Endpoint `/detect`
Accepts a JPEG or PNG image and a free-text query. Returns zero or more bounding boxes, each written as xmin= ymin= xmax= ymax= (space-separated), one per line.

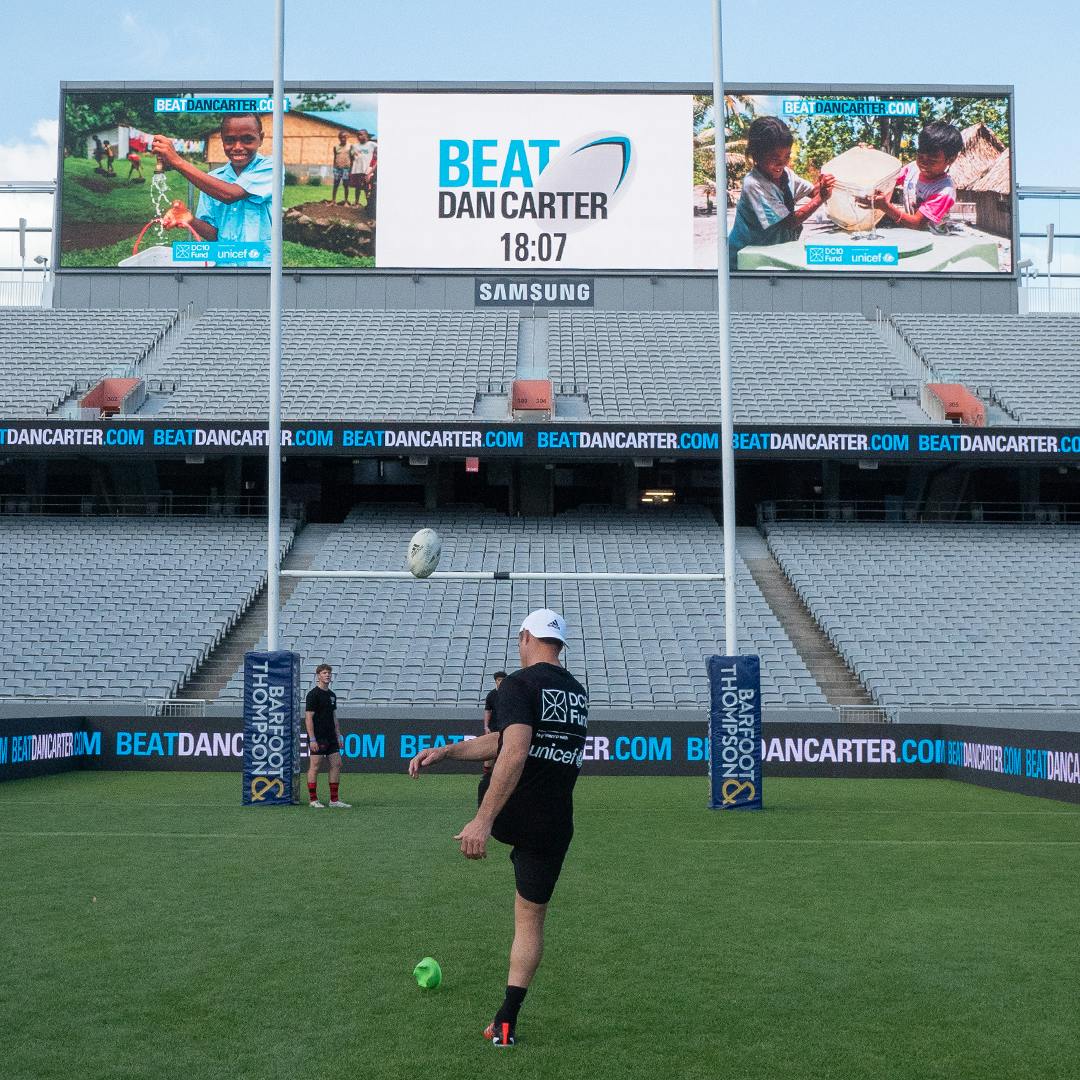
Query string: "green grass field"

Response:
xmin=1 ymin=773 xmax=1077 ymax=1080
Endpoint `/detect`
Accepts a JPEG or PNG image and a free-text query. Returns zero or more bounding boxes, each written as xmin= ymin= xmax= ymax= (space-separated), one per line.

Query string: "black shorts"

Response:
xmin=310 ymin=738 xmax=340 ymax=757
xmin=509 ymin=844 xmax=569 ymax=905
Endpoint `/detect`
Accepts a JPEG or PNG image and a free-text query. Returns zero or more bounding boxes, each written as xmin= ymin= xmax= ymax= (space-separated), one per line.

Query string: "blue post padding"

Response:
xmin=242 ymin=650 xmax=302 ymax=805
xmin=707 ymin=655 xmax=763 ymax=810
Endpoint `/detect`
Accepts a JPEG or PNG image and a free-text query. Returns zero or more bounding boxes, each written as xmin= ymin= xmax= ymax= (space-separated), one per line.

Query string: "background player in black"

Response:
xmin=479 ymin=670 xmax=507 ymax=794
xmin=305 ymin=663 xmax=349 ymax=808
xmin=409 ymin=609 xmax=588 ymax=1047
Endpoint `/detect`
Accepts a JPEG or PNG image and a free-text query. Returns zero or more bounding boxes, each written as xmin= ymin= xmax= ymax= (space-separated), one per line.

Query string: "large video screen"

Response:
xmin=709 ymin=90 xmax=1013 ymax=274
xmin=58 ymin=86 xmax=1013 ymax=274
xmin=59 ymin=90 xmax=378 ymax=270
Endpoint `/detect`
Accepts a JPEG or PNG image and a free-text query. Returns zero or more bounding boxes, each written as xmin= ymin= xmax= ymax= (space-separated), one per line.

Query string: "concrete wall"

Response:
xmin=53 ymin=270 xmax=1019 ymax=317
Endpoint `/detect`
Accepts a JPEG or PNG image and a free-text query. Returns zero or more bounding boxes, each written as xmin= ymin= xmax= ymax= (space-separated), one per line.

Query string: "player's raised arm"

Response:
xmin=408 ymin=732 xmax=501 ymax=777
xmin=151 ymin=135 xmax=249 ymax=204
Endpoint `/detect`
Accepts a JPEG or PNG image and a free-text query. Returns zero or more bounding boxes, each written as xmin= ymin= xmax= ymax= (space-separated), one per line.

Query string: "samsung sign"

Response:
xmin=475 ymin=277 xmax=594 ymax=306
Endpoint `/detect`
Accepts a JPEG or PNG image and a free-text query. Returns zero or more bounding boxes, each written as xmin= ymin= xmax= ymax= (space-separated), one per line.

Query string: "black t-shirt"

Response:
xmin=488 ymin=662 xmax=588 ymax=853
xmin=484 ymin=688 xmax=499 ymax=730
xmin=305 ymin=686 xmax=338 ymax=741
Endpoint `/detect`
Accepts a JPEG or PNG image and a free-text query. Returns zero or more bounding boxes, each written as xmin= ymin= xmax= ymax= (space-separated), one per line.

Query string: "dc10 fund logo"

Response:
xmin=436 ymin=134 xmax=632 ymax=264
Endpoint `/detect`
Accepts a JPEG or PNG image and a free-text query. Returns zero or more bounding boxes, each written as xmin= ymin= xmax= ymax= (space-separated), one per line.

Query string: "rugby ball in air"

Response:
xmin=407 ymin=529 xmax=442 ymax=579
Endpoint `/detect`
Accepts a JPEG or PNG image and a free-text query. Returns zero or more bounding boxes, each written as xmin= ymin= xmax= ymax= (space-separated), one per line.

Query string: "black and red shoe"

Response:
xmin=483 ymin=1021 xmax=516 ymax=1047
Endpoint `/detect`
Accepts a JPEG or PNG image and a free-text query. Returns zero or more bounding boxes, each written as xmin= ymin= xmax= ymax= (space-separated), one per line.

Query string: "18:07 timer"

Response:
xmin=500 ymin=232 xmax=567 ymax=263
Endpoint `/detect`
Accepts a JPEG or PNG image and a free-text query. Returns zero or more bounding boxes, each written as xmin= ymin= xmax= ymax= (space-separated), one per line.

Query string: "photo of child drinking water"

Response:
xmin=153 ymin=114 xmax=273 ymax=267
xmin=59 ymin=90 xmax=377 ymax=269
xmin=60 ymin=92 xmax=263 ymax=268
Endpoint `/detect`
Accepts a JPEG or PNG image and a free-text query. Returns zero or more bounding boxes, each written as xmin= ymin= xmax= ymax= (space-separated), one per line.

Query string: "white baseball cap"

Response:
xmin=519 ymin=608 xmax=568 ymax=645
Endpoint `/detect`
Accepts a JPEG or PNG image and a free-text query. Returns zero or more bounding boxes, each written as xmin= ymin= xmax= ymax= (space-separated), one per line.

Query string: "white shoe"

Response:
xmin=309 ymin=800 xmax=326 ymax=808
xmin=329 ymin=800 xmax=351 ymax=808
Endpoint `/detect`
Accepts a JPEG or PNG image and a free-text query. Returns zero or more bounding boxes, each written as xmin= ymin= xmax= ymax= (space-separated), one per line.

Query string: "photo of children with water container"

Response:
xmin=693 ymin=90 xmax=1013 ymax=274
xmin=59 ymin=90 xmax=378 ymax=269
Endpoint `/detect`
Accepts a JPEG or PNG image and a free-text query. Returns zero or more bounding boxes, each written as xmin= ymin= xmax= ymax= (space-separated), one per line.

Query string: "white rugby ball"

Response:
xmin=407 ymin=528 xmax=442 ymax=579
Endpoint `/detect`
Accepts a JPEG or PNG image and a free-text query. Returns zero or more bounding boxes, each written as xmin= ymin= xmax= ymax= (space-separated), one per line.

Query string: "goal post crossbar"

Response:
xmin=279 ymin=570 xmax=725 ymax=582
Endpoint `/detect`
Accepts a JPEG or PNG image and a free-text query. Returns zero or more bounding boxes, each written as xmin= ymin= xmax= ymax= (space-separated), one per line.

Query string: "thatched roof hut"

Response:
xmin=950 ymin=124 xmax=1006 ymax=190
xmin=969 ymin=148 xmax=1011 ymax=194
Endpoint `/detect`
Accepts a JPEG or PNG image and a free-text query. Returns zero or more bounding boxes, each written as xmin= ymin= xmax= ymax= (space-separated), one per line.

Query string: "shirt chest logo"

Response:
xmin=541 ymin=688 xmax=568 ymax=724
xmin=540 ymin=688 xmax=588 ymax=728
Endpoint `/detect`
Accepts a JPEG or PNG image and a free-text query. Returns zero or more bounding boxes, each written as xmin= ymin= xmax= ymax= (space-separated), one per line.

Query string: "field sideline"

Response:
xmin=1 ymin=773 xmax=1078 ymax=1080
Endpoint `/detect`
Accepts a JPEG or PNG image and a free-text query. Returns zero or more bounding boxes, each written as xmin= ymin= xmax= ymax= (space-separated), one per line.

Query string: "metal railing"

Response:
xmin=140 ymin=303 xmax=196 ymax=382
xmin=874 ymin=309 xmax=939 ymax=383
xmin=148 ymin=699 xmax=207 ymax=718
xmin=1018 ymin=286 xmax=1080 ymax=313
xmin=0 ymin=279 xmax=47 ymax=306
xmin=0 ymin=493 xmax=272 ymax=517
xmin=758 ymin=499 xmax=1080 ymax=526
xmin=836 ymin=705 xmax=895 ymax=724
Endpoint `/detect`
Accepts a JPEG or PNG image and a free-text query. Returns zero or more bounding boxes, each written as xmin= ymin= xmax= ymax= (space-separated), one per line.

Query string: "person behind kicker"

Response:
xmin=478 ymin=671 xmax=508 ymax=802
xmin=727 ymin=115 xmax=834 ymax=270
xmin=153 ymin=114 xmax=272 ymax=266
xmin=861 ymin=121 xmax=963 ymax=233
xmin=409 ymin=609 xmax=589 ymax=1048
xmin=305 ymin=663 xmax=350 ymax=809
xmin=102 ymin=140 xmax=116 ymax=175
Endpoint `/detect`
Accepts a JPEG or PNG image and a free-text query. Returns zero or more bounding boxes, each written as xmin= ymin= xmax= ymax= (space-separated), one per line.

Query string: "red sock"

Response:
xmin=308 ymin=782 xmax=318 ymax=803
xmin=330 ymin=782 xmax=339 ymax=803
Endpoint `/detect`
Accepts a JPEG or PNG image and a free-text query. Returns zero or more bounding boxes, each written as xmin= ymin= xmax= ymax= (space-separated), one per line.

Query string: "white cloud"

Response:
xmin=0 ymin=120 xmax=58 ymax=282
xmin=1 ymin=118 xmax=59 ymax=183
xmin=120 ymin=10 xmax=170 ymax=65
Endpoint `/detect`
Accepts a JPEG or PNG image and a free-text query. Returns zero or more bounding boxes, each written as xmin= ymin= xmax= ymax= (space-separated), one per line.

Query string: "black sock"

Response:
xmin=493 ymin=985 xmax=527 ymax=1029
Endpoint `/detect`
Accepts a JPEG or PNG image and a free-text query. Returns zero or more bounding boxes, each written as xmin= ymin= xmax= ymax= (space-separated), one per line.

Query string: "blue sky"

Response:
xmin=1 ymin=0 xmax=1077 ymax=273
xmin=1 ymin=0 xmax=1077 ymax=185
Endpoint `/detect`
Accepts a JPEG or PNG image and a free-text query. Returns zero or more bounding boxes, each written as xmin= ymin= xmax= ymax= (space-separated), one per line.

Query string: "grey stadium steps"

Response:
xmin=221 ymin=504 xmax=827 ymax=710
xmin=0 ymin=308 xmax=177 ymax=418
xmin=764 ymin=522 xmax=1080 ymax=709
xmin=0 ymin=516 xmax=294 ymax=701
xmin=889 ymin=313 xmax=1080 ymax=427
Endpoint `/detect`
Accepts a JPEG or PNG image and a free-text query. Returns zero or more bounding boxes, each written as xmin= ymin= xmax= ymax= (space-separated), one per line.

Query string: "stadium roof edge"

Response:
xmin=57 ymin=80 xmax=1015 ymax=95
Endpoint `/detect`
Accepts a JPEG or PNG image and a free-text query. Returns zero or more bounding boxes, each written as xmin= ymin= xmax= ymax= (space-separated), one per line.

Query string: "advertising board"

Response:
xmin=58 ymin=85 xmax=1013 ymax=275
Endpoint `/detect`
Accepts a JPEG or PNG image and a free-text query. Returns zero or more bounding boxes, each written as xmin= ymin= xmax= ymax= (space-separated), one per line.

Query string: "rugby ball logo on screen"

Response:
xmin=536 ymin=133 xmax=634 ymax=232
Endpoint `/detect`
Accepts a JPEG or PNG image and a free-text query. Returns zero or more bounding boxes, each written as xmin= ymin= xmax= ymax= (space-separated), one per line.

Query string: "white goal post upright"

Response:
xmin=266 ymin=0 xmax=286 ymax=652
xmin=712 ymin=0 xmax=738 ymax=657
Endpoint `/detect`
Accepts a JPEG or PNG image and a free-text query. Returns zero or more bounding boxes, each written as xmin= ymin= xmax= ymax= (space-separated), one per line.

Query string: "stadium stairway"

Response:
xmin=175 ymin=523 xmax=337 ymax=701
xmin=736 ymin=528 xmax=874 ymax=707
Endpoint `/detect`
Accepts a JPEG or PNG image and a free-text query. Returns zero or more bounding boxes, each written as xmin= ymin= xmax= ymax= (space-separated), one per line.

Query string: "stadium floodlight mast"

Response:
xmin=712 ymin=0 xmax=738 ymax=655
xmin=267 ymin=0 xmax=285 ymax=651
